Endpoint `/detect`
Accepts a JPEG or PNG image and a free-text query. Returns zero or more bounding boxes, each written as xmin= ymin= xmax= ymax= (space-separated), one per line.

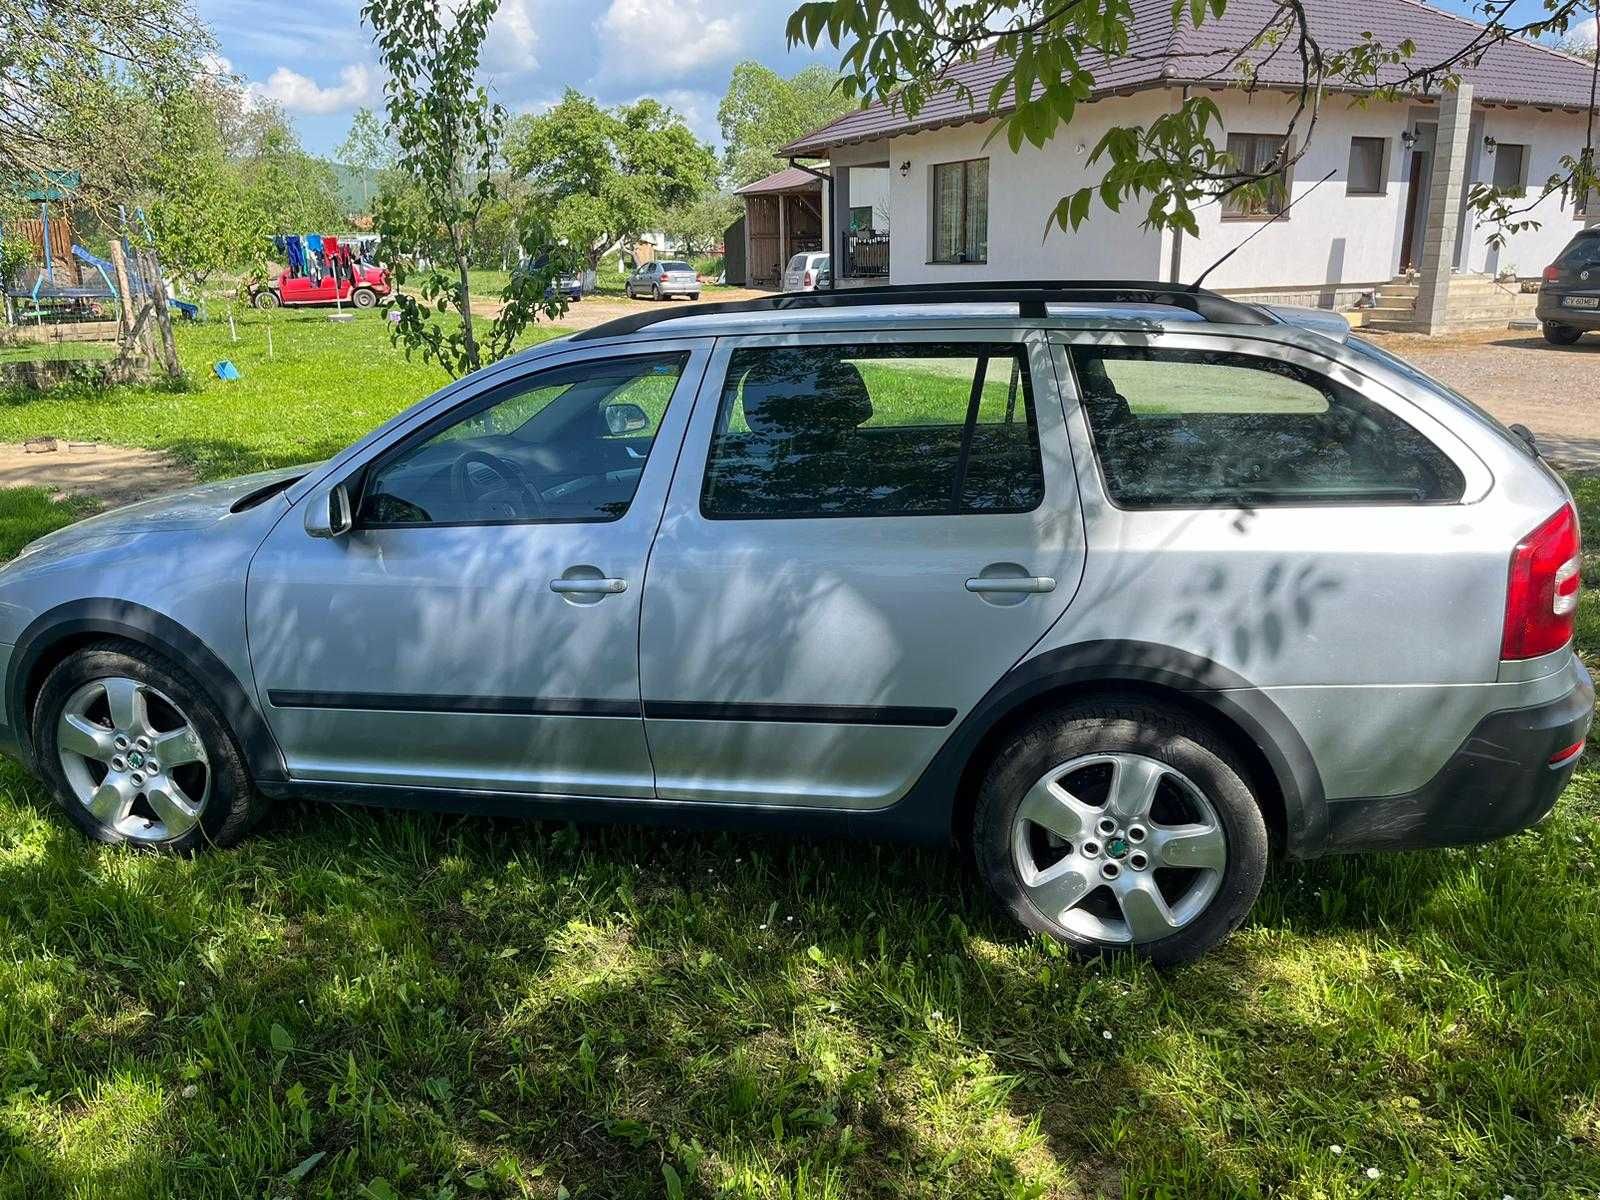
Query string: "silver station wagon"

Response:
xmin=0 ymin=281 xmax=1589 ymax=964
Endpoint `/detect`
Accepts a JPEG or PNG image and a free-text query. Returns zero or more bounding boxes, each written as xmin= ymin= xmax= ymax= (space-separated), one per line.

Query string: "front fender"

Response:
xmin=7 ymin=599 xmax=287 ymax=782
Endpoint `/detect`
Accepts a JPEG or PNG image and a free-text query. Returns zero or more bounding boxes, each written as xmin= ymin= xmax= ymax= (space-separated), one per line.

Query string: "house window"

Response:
xmin=931 ymin=159 xmax=989 ymax=263
xmin=1491 ymin=143 xmax=1528 ymax=195
xmin=849 ymin=205 xmax=874 ymax=231
xmin=1347 ymin=136 xmax=1387 ymax=195
xmin=1223 ymin=133 xmax=1290 ymax=218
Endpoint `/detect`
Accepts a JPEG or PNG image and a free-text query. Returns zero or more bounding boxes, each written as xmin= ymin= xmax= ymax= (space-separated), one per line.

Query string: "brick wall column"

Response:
xmin=1416 ymin=83 xmax=1473 ymax=334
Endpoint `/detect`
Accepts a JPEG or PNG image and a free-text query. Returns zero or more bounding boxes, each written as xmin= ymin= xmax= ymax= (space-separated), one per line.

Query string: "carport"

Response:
xmin=735 ymin=167 xmax=826 ymax=287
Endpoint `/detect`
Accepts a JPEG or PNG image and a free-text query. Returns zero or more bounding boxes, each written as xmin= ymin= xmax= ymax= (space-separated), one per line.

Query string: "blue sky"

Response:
xmin=196 ymin=0 xmax=1598 ymax=158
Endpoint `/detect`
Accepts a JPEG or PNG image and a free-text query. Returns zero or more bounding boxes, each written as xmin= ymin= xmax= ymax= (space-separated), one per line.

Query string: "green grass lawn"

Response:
xmin=0 ymin=340 xmax=1598 ymax=1197
xmin=0 ymin=308 xmax=573 ymax=481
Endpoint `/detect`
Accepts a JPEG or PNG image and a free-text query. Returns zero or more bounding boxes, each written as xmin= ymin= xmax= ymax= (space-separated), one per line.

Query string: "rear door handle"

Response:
xmin=549 ymin=577 xmax=628 ymax=595
xmin=965 ymin=575 xmax=1057 ymax=594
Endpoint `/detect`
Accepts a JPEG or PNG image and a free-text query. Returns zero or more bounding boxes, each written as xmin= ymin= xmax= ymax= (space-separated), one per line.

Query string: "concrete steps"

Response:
xmin=1362 ymin=274 xmax=1536 ymax=333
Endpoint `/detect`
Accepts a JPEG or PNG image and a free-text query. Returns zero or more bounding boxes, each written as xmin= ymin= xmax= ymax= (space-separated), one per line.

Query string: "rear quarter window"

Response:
xmin=1069 ymin=345 xmax=1465 ymax=508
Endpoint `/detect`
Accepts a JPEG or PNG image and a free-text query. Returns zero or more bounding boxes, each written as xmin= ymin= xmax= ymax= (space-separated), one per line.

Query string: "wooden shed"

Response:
xmin=735 ymin=167 xmax=826 ymax=287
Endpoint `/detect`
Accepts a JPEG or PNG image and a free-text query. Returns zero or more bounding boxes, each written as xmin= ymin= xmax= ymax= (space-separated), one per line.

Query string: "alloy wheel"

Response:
xmin=1011 ymin=752 xmax=1226 ymax=944
xmin=55 ymin=676 xmax=211 ymax=843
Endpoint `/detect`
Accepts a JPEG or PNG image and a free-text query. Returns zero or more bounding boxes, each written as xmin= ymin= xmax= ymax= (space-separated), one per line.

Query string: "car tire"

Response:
xmin=252 ymin=290 xmax=280 ymax=310
xmin=690 ymin=292 xmax=700 ymax=301
xmin=32 ymin=640 xmax=265 ymax=853
xmin=351 ymin=287 xmax=377 ymax=309
xmin=973 ymin=698 xmax=1268 ymax=966
xmin=652 ymin=285 xmax=662 ymax=302
xmin=1542 ymin=322 xmax=1583 ymax=346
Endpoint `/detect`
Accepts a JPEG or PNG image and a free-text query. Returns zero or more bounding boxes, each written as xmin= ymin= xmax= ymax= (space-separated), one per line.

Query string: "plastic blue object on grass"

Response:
xmin=213 ymin=360 xmax=241 ymax=381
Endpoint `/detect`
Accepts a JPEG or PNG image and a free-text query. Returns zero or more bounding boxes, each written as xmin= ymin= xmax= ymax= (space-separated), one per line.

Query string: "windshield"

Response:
xmin=1343 ymin=335 xmax=1536 ymax=459
xmin=661 ymin=261 xmax=692 ymax=272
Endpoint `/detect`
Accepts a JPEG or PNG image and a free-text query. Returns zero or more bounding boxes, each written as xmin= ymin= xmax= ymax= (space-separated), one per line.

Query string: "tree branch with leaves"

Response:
xmin=786 ymin=0 xmax=1600 ymax=247
xmin=362 ymin=0 xmax=573 ymax=379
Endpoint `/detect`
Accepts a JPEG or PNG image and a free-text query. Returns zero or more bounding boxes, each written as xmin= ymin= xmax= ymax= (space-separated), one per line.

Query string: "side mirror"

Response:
xmin=604 ymin=402 xmax=650 ymax=436
xmin=304 ymin=481 xmax=354 ymax=538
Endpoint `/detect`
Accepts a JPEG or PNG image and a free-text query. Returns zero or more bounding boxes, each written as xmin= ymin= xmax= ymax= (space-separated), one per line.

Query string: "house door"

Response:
xmin=1399 ymin=150 xmax=1429 ymax=273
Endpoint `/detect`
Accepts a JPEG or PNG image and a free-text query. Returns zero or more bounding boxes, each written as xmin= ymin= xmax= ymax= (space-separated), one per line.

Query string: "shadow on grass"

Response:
xmin=5 ymin=768 xmax=1600 ymax=1198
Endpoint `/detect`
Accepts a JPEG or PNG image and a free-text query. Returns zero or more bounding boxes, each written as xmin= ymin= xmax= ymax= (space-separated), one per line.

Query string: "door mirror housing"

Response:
xmin=604 ymin=402 xmax=651 ymax=436
xmin=304 ymin=481 xmax=355 ymax=538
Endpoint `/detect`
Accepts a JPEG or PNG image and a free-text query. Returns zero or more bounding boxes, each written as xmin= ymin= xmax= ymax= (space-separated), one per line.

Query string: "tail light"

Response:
xmin=803 ymin=270 xmax=813 ymax=287
xmin=1502 ymin=502 xmax=1581 ymax=659
xmin=1544 ymin=265 xmax=1562 ymax=282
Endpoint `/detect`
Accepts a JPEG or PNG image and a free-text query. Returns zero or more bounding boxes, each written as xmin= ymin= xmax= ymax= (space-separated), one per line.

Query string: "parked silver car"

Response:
xmin=0 ymin=282 xmax=1589 ymax=964
xmin=626 ymin=260 xmax=699 ymax=301
xmin=782 ymin=252 xmax=830 ymax=292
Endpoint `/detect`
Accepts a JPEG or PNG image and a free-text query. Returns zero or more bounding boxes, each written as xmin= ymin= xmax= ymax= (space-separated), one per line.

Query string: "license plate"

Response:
xmin=1564 ymin=296 xmax=1600 ymax=309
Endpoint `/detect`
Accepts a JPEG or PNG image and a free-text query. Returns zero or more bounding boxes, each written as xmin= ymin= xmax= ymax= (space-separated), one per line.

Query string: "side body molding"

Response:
xmin=851 ymin=639 xmax=1328 ymax=856
xmin=7 ymin=598 xmax=288 ymax=783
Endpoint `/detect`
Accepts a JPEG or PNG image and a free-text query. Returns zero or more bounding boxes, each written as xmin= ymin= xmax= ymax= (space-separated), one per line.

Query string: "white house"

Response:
xmin=779 ymin=0 xmax=1598 ymax=322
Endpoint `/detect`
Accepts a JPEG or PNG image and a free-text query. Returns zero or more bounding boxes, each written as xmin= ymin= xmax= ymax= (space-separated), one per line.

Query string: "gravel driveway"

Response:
xmin=1366 ymin=328 xmax=1600 ymax=471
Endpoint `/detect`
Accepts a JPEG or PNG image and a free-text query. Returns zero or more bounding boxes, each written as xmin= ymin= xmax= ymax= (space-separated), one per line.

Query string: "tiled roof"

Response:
xmin=734 ymin=166 xmax=826 ymax=194
xmin=780 ymin=0 xmax=1599 ymax=156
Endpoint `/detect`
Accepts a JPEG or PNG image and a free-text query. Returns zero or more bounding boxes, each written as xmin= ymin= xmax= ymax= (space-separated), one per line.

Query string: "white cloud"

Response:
xmin=200 ymin=51 xmax=235 ymax=77
xmin=482 ymin=0 xmax=541 ymax=75
xmin=254 ymin=63 xmax=378 ymax=115
xmin=595 ymin=0 xmax=744 ymax=84
xmin=1576 ymin=15 xmax=1598 ymax=47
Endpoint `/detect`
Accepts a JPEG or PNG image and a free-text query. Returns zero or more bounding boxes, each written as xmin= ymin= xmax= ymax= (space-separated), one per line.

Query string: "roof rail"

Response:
xmin=569 ymin=279 xmax=1273 ymax=341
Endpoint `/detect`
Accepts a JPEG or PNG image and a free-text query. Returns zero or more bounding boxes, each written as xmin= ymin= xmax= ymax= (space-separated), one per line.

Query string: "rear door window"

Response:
xmin=702 ymin=342 xmax=1044 ymax=518
xmin=1069 ymin=345 xmax=1464 ymax=508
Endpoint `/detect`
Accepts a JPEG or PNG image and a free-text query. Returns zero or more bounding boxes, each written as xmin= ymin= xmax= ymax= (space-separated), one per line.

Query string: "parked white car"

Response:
xmin=782 ymin=252 xmax=830 ymax=292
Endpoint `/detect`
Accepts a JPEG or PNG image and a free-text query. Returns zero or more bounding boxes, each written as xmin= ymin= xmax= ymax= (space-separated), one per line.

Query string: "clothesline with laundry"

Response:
xmin=270 ymin=234 xmax=380 ymax=286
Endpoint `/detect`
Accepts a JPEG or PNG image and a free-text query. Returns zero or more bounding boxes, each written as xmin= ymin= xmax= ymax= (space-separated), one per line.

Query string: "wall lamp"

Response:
xmin=898 ymin=160 xmax=911 ymax=178
xmin=1483 ymin=135 xmax=1498 ymax=154
xmin=1401 ymin=127 xmax=1419 ymax=149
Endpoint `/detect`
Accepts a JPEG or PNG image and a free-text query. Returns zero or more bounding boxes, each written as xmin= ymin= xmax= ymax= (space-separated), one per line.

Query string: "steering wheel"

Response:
xmin=448 ymin=449 xmax=545 ymax=519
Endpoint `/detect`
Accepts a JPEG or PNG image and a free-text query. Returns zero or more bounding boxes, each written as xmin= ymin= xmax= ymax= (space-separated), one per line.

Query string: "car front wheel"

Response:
xmin=33 ymin=641 xmax=264 ymax=852
xmin=1542 ymin=322 xmax=1584 ymax=346
xmin=973 ymin=699 xmax=1268 ymax=966
xmin=252 ymin=290 xmax=280 ymax=309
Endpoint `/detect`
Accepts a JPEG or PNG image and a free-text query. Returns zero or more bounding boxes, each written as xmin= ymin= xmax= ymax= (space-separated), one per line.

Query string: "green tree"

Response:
xmin=717 ymin=61 xmax=853 ymax=186
xmin=336 ymin=107 xmax=394 ymax=213
xmin=662 ymin=191 xmax=741 ymax=258
xmin=0 ymin=0 xmax=211 ymax=204
xmin=363 ymin=0 xmax=572 ymax=378
xmin=141 ymin=77 xmax=342 ymax=289
xmin=786 ymin=0 xmax=1600 ymax=244
xmin=506 ymin=90 xmax=719 ymax=277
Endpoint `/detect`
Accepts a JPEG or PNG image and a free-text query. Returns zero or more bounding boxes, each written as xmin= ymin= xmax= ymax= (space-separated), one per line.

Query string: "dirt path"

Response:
xmin=470 ymin=287 xmax=775 ymax=329
xmin=0 ymin=440 xmax=196 ymax=508
xmin=1360 ymin=327 xmax=1600 ymax=470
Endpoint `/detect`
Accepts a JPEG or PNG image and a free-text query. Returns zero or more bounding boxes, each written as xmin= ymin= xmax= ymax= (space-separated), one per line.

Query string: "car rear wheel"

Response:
xmin=252 ymin=290 xmax=280 ymax=310
xmin=351 ymin=287 xmax=377 ymax=309
xmin=33 ymin=641 xmax=264 ymax=853
xmin=973 ymin=699 xmax=1268 ymax=966
xmin=1542 ymin=322 xmax=1584 ymax=346
xmin=652 ymin=284 xmax=662 ymax=301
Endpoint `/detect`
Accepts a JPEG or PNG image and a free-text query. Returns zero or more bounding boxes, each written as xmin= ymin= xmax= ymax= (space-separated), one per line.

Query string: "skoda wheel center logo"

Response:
xmin=1107 ymin=836 xmax=1130 ymax=859
xmin=126 ymin=750 xmax=146 ymax=769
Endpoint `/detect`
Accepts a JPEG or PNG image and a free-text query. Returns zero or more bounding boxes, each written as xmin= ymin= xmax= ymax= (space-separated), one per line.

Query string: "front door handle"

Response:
xmin=550 ymin=577 xmax=628 ymax=595
xmin=965 ymin=575 xmax=1057 ymax=595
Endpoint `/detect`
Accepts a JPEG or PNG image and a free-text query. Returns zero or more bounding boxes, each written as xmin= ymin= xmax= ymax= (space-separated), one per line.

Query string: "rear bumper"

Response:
xmin=1322 ymin=656 xmax=1594 ymax=854
xmin=1536 ymin=293 xmax=1600 ymax=330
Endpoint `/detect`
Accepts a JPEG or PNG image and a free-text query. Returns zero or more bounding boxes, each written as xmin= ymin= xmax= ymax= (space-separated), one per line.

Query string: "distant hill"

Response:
xmin=328 ymin=162 xmax=381 ymax=217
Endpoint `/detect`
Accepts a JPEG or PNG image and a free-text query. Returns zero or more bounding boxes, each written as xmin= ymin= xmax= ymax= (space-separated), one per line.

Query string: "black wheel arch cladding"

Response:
xmin=9 ymin=598 xmax=288 ymax=783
